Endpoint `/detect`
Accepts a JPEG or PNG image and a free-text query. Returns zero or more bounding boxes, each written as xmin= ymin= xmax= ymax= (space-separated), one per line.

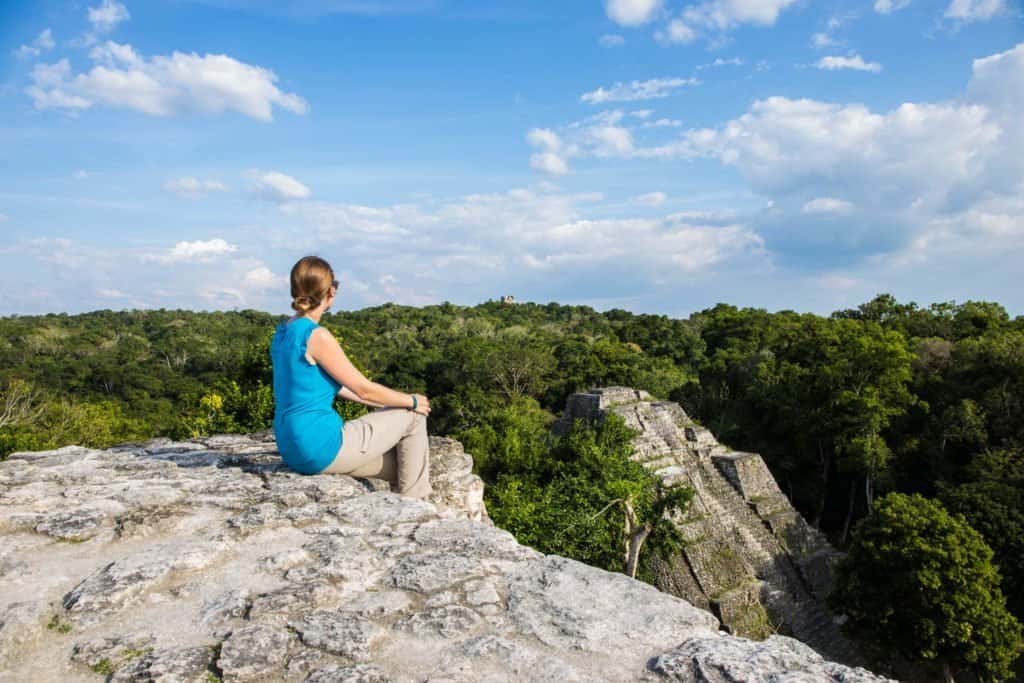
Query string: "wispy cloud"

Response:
xmin=656 ymin=0 xmax=799 ymax=44
xmin=13 ymin=29 xmax=54 ymax=60
xmin=163 ymin=177 xmax=230 ymax=198
xmin=944 ymin=0 xmax=1009 ymax=22
xmin=816 ymin=54 xmax=883 ymax=72
xmin=247 ymin=170 xmax=312 ymax=201
xmin=88 ymin=0 xmax=130 ymax=33
xmin=581 ymin=77 xmax=699 ymax=104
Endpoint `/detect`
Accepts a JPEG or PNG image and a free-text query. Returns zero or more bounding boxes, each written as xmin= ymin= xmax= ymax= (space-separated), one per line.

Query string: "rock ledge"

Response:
xmin=0 ymin=430 xmax=893 ymax=682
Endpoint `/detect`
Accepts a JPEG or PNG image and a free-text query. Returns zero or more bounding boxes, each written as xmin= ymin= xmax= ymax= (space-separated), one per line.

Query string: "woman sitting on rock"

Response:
xmin=269 ymin=255 xmax=433 ymax=499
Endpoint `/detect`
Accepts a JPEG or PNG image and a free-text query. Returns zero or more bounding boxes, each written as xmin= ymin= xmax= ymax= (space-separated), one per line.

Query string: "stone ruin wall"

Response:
xmin=552 ymin=386 xmax=863 ymax=668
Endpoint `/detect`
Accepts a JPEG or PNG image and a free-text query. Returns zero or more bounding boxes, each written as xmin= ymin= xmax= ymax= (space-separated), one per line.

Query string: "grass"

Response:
xmin=46 ymin=613 xmax=72 ymax=634
xmin=91 ymin=659 xmax=115 ymax=676
xmin=205 ymin=643 xmax=224 ymax=683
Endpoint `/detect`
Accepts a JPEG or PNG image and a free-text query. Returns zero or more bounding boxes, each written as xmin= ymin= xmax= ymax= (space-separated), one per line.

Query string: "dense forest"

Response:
xmin=2 ymin=294 xmax=1023 ymax=678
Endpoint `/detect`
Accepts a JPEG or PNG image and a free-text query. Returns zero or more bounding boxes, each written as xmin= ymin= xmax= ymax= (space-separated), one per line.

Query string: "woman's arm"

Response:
xmin=307 ymin=327 xmax=418 ymax=409
xmin=336 ymin=385 xmax=385 ymax=408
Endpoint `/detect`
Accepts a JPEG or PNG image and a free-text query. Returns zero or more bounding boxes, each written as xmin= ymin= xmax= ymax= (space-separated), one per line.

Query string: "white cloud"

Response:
xmin=0 ymin=234 xmax=296 ymax=313
xmin=606 ymin=0 xmax=662 ymax=26
xmin=163 ymin=177 xmax=230 ymax=198
xmin=588 ymin=126 xmax=635 ymax=157
xmin=88 ymin=0 xmax=130 ymax=33
xmin=277 ymin=187 xmax=763 ymax=287
xmin=526 ymin=128 xmax=562 ymax=150
xmin=812 ymin=32 xmax=835 ymax=48
xmin=599 ymin=34 xmax=627 ymax=47
xmin=944 ymin=0 xmax=1009 ymax=21
xmin=144 ymin=238 xmax=239 ymax=264
xmin=526 ymin=128 xmax=571 ymax=176
xmin=35 ymin=28 xmax=55 ymax=49
xmin=652 ymin=96 xmax=1001 ymax=201
xmin=658 ymin=18 xmax=697 ymax=43
xmin=635 ymin=191 xmax=668 ymax=206
xmin=73 ymin=169 xmax=90 ymax=179
xmin=581 ymin=77 xmax=699 ymax=104
xmin=0 ymin=185 xmax=767 ymax=313
xmin=14 ymin=29 xmax=55 ymax=59
xmin=816 ymin=55 xmax=883 ymax=72
xmin=247 ymin=171 xmax=312 ymax=201
xmin=525 ymin=42 xmax=1024 ymax=270
xmin=531 ymin=152 xmax=570 ymax=175
xmin=659 ymin=0 xmax=799 ymax=43
xmin=802 ymin=197 xmax=854 ymax=214
xmin=696 ymin=57 xmax=742 ymax=70
xmin=25 ymin=61 xmax=92 ymax=111
xmin=816 ymin=274 xmax=859 ymax=289
xmin=27 ymin=41 xmax=308 ymax=121
xmin=643 ymin=117 xmax=683 ymax=128
xmin=242 ymin=266 xmax=286 ymax=291
xmin=874 ymin=0 xmax=913 ymax=12
xmin=968 ymin=42 xmax=1024 ymax=117
xmin=0 ymin=213 xmax=8 ymax=222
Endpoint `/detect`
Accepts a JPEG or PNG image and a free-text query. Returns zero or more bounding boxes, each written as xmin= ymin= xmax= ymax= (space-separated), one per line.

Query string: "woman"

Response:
xmin=270 ymin=255 xmax=433 ymax=499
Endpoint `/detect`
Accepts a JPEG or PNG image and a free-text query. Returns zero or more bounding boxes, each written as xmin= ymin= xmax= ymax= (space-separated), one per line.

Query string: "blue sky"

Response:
xmin=0 ymin=0 xmax=1021 ymax=317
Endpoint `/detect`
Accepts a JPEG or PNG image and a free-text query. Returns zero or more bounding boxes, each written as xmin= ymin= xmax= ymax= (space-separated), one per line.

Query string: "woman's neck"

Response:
xmin=290 ymin=310 xmax=322 ymax=324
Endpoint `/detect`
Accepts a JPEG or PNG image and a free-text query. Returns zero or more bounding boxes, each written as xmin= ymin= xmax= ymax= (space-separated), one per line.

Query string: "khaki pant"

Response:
xmin=321 ymin=406 xmax=433 ymax=499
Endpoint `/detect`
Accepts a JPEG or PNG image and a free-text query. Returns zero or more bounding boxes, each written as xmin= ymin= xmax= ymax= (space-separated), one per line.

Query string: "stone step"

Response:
xmin=749 ymin=495 xmax=792 ymax=518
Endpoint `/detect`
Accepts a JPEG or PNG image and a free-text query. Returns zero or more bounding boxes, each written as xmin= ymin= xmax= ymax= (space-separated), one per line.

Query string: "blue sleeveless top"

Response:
xmin=270 ymin=316 xmax=343 ymax=474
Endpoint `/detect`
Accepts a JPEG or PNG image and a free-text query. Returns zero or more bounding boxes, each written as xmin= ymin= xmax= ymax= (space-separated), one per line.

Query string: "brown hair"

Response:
xmin=289 ymin=255 xmax=336 ymax=313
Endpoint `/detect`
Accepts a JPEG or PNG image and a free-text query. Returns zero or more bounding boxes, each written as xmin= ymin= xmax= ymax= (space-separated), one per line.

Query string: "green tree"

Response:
xmin=483 ymin=411 xmax=694 ymax=582
xmin=940 ymin=481 xmax=1024 ymax=619
xmin=829 ymin=492 xmax=1023 ymax=682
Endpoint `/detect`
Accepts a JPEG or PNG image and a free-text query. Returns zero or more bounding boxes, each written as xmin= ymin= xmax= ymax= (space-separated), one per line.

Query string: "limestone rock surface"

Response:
xmin=0 ymin=428 xmax=893 ymax=682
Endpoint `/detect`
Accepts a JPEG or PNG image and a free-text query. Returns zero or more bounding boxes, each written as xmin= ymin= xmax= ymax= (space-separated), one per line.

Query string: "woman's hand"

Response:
xmin=412 ymin=393 xmax=430 ymax=416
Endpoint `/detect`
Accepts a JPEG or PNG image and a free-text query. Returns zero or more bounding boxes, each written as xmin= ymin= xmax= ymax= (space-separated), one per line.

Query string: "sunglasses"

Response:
xmin=331 ymin=279 xmax=339 ymax=290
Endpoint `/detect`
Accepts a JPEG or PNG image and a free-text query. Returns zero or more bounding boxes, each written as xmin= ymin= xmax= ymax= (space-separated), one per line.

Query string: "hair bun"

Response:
xmin=291 ymin=294 xmax=320 ymax=313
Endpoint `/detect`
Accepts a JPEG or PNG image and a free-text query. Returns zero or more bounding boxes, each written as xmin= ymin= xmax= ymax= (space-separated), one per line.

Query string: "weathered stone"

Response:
xmin=108 ymin=645 xmax=215 ymax=682
xmin=247 ymin=583 xmax=341 ymax=624
xmin=69 ymin=633 xmax=156 ymax=670
xmin=384 ymin=551 xmax=489 ymax=593
xmin=0 ymin=601 xmax=46 ymax=669
xmin=62 ymin=540 xmax=230 ymax=621
xmin=413 ymin=518 xmax=540 ymax=562
xmin=438 ymin=633 xmax=581 ymax=682
xmin=0 ymin=427 xmax=892 ymax=682
xmin=199 ymin=589 xmax=252 ymax=627
xmin=338 ymin=589 xmax=415 ymax=618
xmin=649 ymin=634 xmax=886 ymax=682
xmin=217 ymin=623 xmax=292 ymax=680
xmin=394 ymin=604 xmax=484 ymax=638
xmin=289 ymin=611 xmax=386 ymax=661
xmin=306 ymin=663 xmax=391 ymax=683
xmin=504 ymin=554 xmax=719 ymax=655
xmin=34 ymin=501 xmax=125 ymax=541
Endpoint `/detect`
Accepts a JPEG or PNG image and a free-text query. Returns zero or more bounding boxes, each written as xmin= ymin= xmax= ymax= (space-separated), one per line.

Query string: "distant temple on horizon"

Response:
xmin=500 ymin=295 xmax=516 ymax=305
